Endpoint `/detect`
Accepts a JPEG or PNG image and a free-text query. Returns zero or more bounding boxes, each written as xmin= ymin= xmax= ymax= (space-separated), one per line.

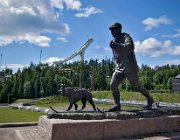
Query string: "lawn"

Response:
xmin=1 ymin=90 xmax=178 ymax=123
xmin=92 ymin=91 xmax=180 ymax=103
xmin=0 ymin=104 xmax=140 ymax=123
xmin=14 ymin=91 xmax=180 ymax=110
xmin=0 ymin=107 xmax=45 ymax=123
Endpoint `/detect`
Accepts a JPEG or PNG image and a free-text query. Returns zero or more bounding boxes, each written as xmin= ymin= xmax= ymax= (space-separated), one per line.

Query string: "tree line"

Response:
xmin=0 ymin=58 xmax=179 ymax=103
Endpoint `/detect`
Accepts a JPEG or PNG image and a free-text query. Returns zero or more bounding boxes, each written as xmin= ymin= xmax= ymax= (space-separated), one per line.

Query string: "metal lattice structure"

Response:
xmin=53 ymin=38 xmax=93 ymax=65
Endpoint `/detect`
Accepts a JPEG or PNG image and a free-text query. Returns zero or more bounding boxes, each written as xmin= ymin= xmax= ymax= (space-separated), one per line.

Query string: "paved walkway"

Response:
xmin=0 ymin=126 xmax=37 ymax=140
xmin=15 ymin=126 xmax=49 ymax=140
xmin=0 ymin=125 xmax=50 ymax=140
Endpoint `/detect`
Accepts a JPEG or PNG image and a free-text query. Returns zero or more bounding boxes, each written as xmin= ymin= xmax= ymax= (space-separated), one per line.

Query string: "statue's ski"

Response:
xmin=96 ymin=107 xmax=109 ymax=114
xmin=49 ymin=106 xmax=97 ymax=113
xmin=49 ymin=106 xmax=60 ymax=113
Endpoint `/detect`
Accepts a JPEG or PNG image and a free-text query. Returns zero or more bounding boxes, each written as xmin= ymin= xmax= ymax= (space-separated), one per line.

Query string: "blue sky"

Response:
xmin=0 ymin=0 xmax=179 ymax=73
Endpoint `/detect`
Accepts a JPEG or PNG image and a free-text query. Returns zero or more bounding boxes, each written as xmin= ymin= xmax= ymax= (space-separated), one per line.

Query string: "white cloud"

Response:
xmin=162 ymin=29 xmax=180 ymax=38
xmin=142 ymin=16 xmax=171 ymax=31
xmin=135 ymin=37 xmax=180 ymax=57
xmin=20 ymin=34 xmax=52 ymax=47
xmin=51 ymin=0 xmax=64 ymax=10
xmin=0 ymin=34 xmax=52 ymax=47
xmin=75 ymin=6 xmax=102 ymax=18
xmin=42 ymin=57 xmax=64 ymax=64
xmin=63 ymin=0 xmax=81 ymax=10
xmin=51 ymin=0 xmax=81 ymax=10
xmin=1 ymin=63 xmax=32 ymax=73
xmin=0 ymin=0 xmax=70 ymax=47
xmin=165 ymin=59 xmax=180 ymax=65
xmin=57 ymin=37 xmax=68 ymax=43
xmin=94 ymin=45 xmax=101 ymax=49
xmin=9 ymin=6 xmax=37 ymax=16
xmin=104 ymin=47 xmax=111 ymax=52
xmin=0 ymin=36 xmax=14 ymax=46
xmin=51 ymin=0 xmax=102 ymax=18
xmin=172 ymin=46 xmax=180 ymax=55
xmin=5 ymin=64 xmax=26 ymax=69
xmin=1 ymin=63 xmax=27 ymax=73
xmin=0 ymin=0 xmax=102 ymax=47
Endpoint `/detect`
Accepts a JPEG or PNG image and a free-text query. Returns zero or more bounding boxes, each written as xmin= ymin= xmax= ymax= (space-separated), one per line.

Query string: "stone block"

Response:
xmin=172 ymin=116 xmax=180 ymax=131
xmin=139 ymin=117 xmax=161 ymax=136
xmin=139 ymin=115 xmax=180 ymax=136
xmin=38 ymin=115 xmax=180 ymax=140
xmin=38 ymin=116 xmax=104 ymax=140
xmin=52 ymin=120 xmax=104 ymax=140
xmin=158 ymin=116 xmax=173 ymax=132
xmin=104 ymin=119 xmax=139 ymax=140
xmin=159 ymin=116 xmax=180 ymax=132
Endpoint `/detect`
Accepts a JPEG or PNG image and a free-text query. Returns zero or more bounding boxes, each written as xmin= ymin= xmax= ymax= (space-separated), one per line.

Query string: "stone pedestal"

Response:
xmin=38 ymin=115 xmax=180 ymax=140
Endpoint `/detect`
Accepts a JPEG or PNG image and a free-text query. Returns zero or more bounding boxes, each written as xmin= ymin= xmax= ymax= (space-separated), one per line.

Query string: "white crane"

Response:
xmin=53 ymin=38 xmax=93 ymax=65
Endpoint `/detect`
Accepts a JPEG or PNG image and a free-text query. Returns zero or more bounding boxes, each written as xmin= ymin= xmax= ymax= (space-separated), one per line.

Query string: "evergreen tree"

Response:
xmin=0 ymin=59 xmax=179 ymax=102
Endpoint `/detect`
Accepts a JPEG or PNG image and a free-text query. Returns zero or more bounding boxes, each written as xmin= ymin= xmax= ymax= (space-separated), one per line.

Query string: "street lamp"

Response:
xmin=40 ymin=50 xmax=42 ymax=64
xmin=0 ymin=53 xmax=2 ymax=71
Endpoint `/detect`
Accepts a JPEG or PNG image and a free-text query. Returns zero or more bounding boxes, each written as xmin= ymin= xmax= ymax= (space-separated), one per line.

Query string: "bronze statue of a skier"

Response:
xmin=108 ymin=22 xmax=154 ymax=112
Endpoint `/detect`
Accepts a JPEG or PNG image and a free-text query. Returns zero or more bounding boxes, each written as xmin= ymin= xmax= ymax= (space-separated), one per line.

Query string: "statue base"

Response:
xmin=37 ymin=109 xmax=180 ymax=140
xmin=47 ymin=107 xmax=180 ymax=120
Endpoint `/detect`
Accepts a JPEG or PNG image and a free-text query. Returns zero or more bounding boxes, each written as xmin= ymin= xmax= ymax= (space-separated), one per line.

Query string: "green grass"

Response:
xmin=14 ymin=91 xmax=180 ymax=105
xmin=0 ymin=107 xmax=45 ymax=123
xmin=14 ymin=97 xmax=141 ymax=110
xmin=92 ymin=91 xmax=180 ymax=103
xmin=2 ymin=90 xmax=178 ymax=123
xmin=0 ymin=103 xmax=139 ymax=123
xmin=15 ymin=95 xmax=67 ymax=106
xmin=35 ymin=101 xmax=140 ymax=110
xmin=14 ymin=91 xmax=180 ymax=110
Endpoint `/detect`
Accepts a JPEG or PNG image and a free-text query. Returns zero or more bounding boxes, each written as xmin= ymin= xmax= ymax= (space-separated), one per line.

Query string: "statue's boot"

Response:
xmin=108 ymin=105 xmax=121 ymax=112
xmin=143 ymin=97 xmax=154 ymax=110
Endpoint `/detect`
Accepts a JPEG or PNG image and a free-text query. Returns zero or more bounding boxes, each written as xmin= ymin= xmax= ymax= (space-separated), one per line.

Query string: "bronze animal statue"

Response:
xmin=59 ymin=84 xmax=96 ymax=111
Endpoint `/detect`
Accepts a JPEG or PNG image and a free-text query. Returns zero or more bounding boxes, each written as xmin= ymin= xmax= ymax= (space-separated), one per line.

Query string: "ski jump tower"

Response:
xmin=53 ymin=38 xmax=93 ymax=65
